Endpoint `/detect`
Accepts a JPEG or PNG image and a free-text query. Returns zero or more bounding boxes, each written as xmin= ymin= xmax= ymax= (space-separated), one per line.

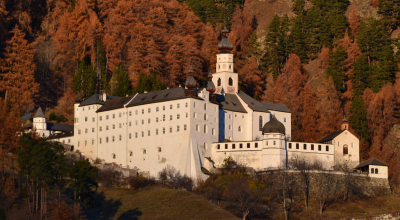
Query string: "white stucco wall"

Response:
xmin=287 ymin=141 xmax=335 ymax=170
xmin=211 ymin=141 xmax=263 ymax=170
xmin=369 ymin=165 xmax=388 ymax=179
xmin=74 ymin=104 xmax=102 ymax=158
xmin=332 ymin=130 xmax=360 ymax=168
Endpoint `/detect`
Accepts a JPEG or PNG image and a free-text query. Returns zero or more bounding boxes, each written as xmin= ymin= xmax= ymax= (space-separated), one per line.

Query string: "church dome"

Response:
xmin=207 ymin=80 xmax=216 ymax=94
xmin=218 ymin=26 xmax=233 ymax=53
xmin=185 ymin=65 xmax=196 ymax=89
xmin=262 ymin=115 xmax=285 ymax=135
xmin=218 ymin=36 xmax=233 ymax=52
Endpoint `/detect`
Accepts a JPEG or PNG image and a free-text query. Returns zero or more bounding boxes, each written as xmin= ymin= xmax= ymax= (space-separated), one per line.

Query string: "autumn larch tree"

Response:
xmin=0 ymin=25 xmax=39 ymax=114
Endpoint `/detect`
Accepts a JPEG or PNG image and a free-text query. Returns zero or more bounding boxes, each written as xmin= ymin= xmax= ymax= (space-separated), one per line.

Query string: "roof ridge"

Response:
xmin=34 ymin=107 xmax=45 ymax=118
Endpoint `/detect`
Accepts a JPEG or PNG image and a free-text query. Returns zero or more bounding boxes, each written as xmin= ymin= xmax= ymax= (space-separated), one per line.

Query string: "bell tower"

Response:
xmin=341 ymin=117 xmax=349 ymax=130
xmin=213 ymin=27 xmax=238 ymax=95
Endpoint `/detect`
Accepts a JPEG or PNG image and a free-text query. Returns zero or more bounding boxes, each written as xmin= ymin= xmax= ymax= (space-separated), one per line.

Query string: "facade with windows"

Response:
xmin=211 ymin=115 xmax=360 ymax=171
xmin=45 ymin=28 xmax=368 ymax=180
xmin=69 ymin=30 xmax=295 ymax=179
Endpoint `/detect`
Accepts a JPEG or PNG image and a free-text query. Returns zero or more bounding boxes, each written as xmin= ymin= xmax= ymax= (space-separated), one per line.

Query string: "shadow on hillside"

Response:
xmin=82 ymin=191 xmax=122 ymax=219
xmin=117 ymin=208 xmax=142 ymax=220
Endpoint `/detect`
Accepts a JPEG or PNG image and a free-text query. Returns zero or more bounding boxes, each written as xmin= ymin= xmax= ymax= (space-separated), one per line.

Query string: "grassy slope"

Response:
xmin=82 ymin=186 xmax=239 ymax=220
xmin=287 ymin=195 xmax=400 ymax=220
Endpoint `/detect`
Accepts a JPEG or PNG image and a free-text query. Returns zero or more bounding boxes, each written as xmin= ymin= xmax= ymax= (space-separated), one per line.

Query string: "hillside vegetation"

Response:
xmin=1 ymin=0 xmax=400 ymax=190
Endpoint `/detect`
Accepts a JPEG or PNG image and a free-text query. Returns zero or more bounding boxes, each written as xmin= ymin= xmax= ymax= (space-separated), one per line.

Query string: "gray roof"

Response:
xmin=237 ymin=91 xmax=290 ymax=113
xmin=262 ymin=115 xmax=285 ymax=134
xmin=218 ymin=35 xmax=233 ymax=51
xmin=47 ymin=131 xmax=74 ymax=140
xmin=355 ymin=158 xmax=389 ymax=169
xmin=237 ymin=91 xmax=270 ymax=113
xmin=24 ymin=122 xmax=73 ymax=132
xmin=47 ymin=123 xmax=74 ymax=132
xmin=79 ymin=94 xmax=120 ymax=107
xmin=207 ymin=80 xmax=216 ymax=92
xmin=318 ymin=130 xmax=345 ymax=143
xmin=185 ymin=75 xmax=197 ymax=88
xmin=97 ymin=96 xmax=134 ymax=113
xmin=126 ymin=87 xmax=202 ymax=108
xmin=215 ymin=94 xmax=247 ymax=113
xmin=34 ymin=107 xmax=45 ymax=118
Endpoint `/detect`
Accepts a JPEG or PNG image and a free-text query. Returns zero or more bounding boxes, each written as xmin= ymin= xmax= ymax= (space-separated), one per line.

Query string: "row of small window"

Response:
xmin=78 ymin=128 xmax=96 ymax=134
xmin=370 ymin=168 xmax=379 ymax=174
xmin=288 ymin=143 xmax=329 ymax=152
xmin=224 ymin=124 xmax=242 ymax=132
xmin=195 ymin=125 xmax=216 ymax=135
xmin=225 ymin=113 xmax=245 ymax=119
xmin=111 ymin=148 xmax=162 ymax=160
xmin=100 ymin=125 xmax=188 ymax=142
xmin=217 ymin=143 xmax=258 ymax=150
xmin=128 ymin=103 xmax=188 ymax=116
xmin=78 ymin=106 xmax=97 ymax=111
xmin=78 ymin=140 xmax=95 ymax=147
xmin=61 ymin=139 xmax=71 ymax=144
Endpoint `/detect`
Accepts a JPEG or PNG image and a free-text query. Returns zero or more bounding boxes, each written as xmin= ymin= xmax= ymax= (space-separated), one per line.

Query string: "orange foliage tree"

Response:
xmin=0 ymin=25 xmax=39 ymax=113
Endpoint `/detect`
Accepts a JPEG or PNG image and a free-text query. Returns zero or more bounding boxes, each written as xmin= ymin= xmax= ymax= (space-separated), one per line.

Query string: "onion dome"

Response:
xmin=218 ymin=26 xmax=233 ymax=53
xmin=342 ymin=116 xmax=347 ymax=122
xmin=262 ymin=115 xmax=285 ymax=135
xmin=207 ymin=80 xmax=216 ymax=94
xmin=185 ymin=65 xmax=196 ymax=89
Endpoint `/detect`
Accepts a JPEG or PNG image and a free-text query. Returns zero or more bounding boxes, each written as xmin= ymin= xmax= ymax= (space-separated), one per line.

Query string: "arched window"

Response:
xmin=204 ymin=125 xmax=207 ymax=133
xmin=143 ymin=149 xmax=146 ymax=155
xmin=238 ymin=126 xmax=241 ymax=132
xmin=158 ymin=147 xmax=161 ymax=152
xmin=371 ymin=168 xmax=374 ymax=173
xmin=217 ymin=78 xmax=221 ymax=86
xmin=204 ymin=103 xmax=207 ymax=110
xmin=375 ymin=168 xmax=378 ymax=174
xmin=343 ymin=144 xmax=348 ymax=155
xmin=259 ymin=116 xmax=263 ymax=131
xmin=129 ymin=151 xmax=133 ymax=156
xmin=229 ymin=77 xmax=233 ymax=86
xmin=229 ymin=64 xmax=231 ymax=69
xmin=204 ymin=114 xmax=207 ymax=120
xmin=112 ymin=154 xmax=116 ymax=159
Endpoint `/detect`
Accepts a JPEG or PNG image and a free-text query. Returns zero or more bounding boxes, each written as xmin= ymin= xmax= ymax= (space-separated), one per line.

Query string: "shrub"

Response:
xmin=128 ymin=175 xmax=155 ymax=190
xmin=158 ymin=165 xmax=194 ymax=191
xmin=97 ymin=169 xmax=122 ymax=187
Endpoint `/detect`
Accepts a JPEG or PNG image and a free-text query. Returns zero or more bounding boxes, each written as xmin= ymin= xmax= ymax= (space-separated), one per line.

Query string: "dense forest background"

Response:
xmin=1 ymin=0 xmax=400 ymax=185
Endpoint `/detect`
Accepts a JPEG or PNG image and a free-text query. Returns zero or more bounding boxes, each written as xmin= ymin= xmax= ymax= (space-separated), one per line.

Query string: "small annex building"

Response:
xmin=355 ymin=158 xmax=389 ymax=179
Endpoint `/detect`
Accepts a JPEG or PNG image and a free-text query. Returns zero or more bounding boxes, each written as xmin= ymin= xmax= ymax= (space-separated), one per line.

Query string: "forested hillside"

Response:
xmin=1 ymin=0 xmax=400 ymax=187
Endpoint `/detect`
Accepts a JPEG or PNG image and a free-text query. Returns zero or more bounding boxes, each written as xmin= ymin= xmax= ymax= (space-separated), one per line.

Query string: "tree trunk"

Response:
xmin=36 ymin=180 xmax=38 ymax=214
xmin=242 ymin=209 xmax=249 ymax=220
